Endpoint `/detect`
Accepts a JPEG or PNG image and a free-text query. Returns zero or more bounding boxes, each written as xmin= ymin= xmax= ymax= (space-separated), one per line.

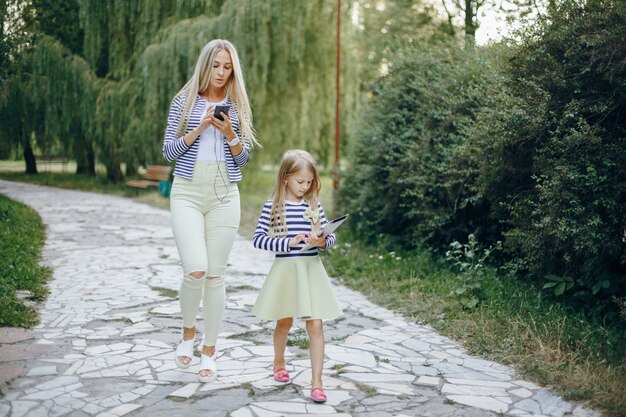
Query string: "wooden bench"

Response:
xmin=126 ymin=165 xmax=172 ymax=189
xmin=37 ymin=156 xmax=69 ymax=172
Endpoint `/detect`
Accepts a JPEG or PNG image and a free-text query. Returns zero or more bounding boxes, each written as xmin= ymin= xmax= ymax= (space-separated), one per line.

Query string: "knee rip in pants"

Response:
xmin=204 ymin=275 xmax=224 ymax=288
xmin=183 ymin=272 xmax=224 ymax=287
xmin=182 ymin=271 xmax=205 ymax=290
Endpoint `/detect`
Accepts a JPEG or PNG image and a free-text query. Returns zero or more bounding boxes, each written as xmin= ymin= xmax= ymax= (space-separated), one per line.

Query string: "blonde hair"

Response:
xmin=174 ymin=39 xmax=259 ymax=147
xmin=269 ymin=150 xmax=322 ymax=238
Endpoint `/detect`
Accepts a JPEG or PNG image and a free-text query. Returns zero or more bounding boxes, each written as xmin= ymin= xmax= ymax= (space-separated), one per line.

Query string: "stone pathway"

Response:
xmin=0 ymin=180 xmax=599 ymax=417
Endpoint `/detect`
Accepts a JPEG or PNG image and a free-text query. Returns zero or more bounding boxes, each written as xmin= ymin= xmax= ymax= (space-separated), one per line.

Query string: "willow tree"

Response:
xmin=0 ymin=69 xmax=40 ymax=174
xmin=30 ymin=37 xmax=98 ymax=175
xmin=78 ymin=0 xmax=359 ymax=178
xmin=5 ymin=0 xmax=359 ymax=179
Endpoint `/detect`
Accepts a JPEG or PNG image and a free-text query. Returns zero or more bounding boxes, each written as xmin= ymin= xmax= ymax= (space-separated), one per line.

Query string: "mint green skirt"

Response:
xmin=252 ymin=256 xmax=343 ymax=321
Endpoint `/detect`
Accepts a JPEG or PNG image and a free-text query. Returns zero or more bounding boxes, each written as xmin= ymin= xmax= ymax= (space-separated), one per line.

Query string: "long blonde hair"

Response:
xmin=174 ymin=39 xmax=259 ymax=147
xmin=269 ymin=150 xmax=322 ymax=237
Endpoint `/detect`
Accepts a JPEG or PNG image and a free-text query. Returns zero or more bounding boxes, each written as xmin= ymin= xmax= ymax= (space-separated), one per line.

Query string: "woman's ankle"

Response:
xmin=202 ymin=345 xmax=216 ymax=356
xmin=182 ymin=327 xmax=196 ymax=340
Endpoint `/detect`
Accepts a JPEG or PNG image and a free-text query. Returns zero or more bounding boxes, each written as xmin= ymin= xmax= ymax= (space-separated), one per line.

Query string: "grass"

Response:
xmin=286 ymin=327 xmax=310 ymax=349
xmin=355 ymin=382 xmax=377 ymax=397
xmin=323 ymin=239 xmax=626 ymax=416
xmin=0 ymin=194 xmax=51 ymax=327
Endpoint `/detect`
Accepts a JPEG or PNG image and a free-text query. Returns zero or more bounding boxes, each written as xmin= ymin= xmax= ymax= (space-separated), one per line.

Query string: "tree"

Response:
xmin=470 ymin=0 xmax=626 ymax=305
xmin=3 ymin=0 xmax=362 ymax=179
xmin=440 ymin=0 xmax=549 ymax=47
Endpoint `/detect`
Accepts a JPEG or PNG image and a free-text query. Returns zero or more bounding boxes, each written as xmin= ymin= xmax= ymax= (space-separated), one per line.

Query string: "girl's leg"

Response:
xmin=274 ymin=317 xmax=293 ymax=370
xmin=305 ymin=319 xmax=325 ymax=388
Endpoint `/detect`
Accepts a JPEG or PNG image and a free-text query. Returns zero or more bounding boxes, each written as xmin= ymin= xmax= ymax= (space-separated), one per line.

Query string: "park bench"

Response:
xmin=37 ymin=155 xmax=69 ymax=172
xmin=126 ymin=165 xmax=172 ymax=193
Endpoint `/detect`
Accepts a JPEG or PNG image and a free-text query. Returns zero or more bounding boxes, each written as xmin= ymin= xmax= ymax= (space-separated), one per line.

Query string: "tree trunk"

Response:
xmin=86 ymin=145 xmax=95 ymax=176
xmin=106 ymin=160 xmax=123 ymax=183
xmin=23 ymin=136 xmax=37 ymax=175
xmin=464 ymin=0 xmax=476 ymax=48
xmin=75 ymin=142 xmax=96 ymax=176
xmin=125 ymin=160 xmax=137 ymax=177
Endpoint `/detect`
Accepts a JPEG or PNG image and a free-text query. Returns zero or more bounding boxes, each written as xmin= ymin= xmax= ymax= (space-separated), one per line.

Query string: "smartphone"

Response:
xmin=213 ymin=105 xmax=231 ymax=121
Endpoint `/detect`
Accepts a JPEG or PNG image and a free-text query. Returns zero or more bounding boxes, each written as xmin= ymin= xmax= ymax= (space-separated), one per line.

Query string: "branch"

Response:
xmin=440 ymin=0 xmax=457 ymax=35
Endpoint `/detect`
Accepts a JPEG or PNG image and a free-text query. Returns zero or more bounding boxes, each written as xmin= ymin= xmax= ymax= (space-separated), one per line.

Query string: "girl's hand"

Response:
xmin=305 ymin=232 xmax=326 ymax=249
xmin=210 ymin=109 xmax=236 ymax=140
xmin=288 ymin=234 xmax=307 ymax=248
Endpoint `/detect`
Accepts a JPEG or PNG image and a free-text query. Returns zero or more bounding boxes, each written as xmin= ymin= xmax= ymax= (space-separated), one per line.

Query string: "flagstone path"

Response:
xmin=0 ymin=180 xmax=600 ymax=417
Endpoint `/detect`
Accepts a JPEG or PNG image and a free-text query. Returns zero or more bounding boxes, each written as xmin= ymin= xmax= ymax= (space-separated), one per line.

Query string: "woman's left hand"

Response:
xmin=305 ymin=232 xmax=326 ymax=249
xmin=211 ymin=111 xmax=236 ymax=140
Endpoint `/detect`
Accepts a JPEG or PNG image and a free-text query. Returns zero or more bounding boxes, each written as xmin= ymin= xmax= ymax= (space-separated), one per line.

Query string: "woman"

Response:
xmin=162 ymin=39 xmax=259 ymax=382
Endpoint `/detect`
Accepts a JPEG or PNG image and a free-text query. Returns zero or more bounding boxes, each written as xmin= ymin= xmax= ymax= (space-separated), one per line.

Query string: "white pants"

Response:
xmin=170 ymin=161 xmax=240 ymax=345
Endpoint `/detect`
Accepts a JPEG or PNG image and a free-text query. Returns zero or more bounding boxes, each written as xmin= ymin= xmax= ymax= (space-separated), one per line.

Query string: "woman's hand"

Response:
xmin=288 ymin=234 xmax=307 ymax=248
xmin=198 ymin=106 xmax=216 ymax=132
xmin=184 ymin=106 xmax=214 ymax=146
xmin=210 ymin=109 xmax=236 ymax=140
xmin=305 ymin=232 xmax=326 ymax=249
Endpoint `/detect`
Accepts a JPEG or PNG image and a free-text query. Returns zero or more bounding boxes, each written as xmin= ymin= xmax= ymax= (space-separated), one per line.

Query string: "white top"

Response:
xmin=196 ymin=101 xmax=226 ymax=162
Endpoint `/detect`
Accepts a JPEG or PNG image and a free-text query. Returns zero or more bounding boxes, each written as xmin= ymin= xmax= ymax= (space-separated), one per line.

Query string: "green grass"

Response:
xmin=0 ymin=194 xmax=51 ymax=327
xmin=286 ymin=327 xmax=310 ymax=349
xmin=323 ymin=239 xmax=626 ymax=416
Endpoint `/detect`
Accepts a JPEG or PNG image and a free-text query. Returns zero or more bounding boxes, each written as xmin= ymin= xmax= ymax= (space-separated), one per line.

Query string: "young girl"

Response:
xmin=252 ymin=149 xmax=343 ymax=403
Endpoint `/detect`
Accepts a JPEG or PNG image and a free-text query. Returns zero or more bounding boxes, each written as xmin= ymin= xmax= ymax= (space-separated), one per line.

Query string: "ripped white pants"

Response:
xmin=170 ymin=161 xmax=240 ymax=345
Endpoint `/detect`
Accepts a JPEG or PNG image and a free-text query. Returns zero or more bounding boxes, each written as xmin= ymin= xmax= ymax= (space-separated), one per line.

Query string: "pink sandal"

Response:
xmin=310 ymin=387 xmax=327 ymax=403
xmin=273 ymin=367 xmax=290 ymax=382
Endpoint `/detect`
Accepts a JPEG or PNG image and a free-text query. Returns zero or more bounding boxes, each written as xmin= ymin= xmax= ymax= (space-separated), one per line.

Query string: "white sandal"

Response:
xmin=174 ymin=330 xmax=196 ymax=369
xmin=198 ymin=352 xmax=217 ymax=383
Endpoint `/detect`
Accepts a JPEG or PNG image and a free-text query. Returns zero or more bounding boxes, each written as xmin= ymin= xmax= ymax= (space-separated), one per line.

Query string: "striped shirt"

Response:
xmin=162 ymin=94 xmax=250 ymax=181
xmin=253 ymin=200 xmax=336 ymax=258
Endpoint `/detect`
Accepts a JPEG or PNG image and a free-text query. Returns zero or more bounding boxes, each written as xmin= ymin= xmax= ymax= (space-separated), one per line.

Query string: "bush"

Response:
xmin=340 ymin=41 xmax=494 ymax=248
xmin=341 ymin=0 xmax=626 ymax=314
xmin=469 ymin=0 xmax=626 ymax=310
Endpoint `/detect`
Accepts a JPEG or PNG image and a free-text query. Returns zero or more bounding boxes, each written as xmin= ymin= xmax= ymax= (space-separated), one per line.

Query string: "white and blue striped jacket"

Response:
xmin=253 ymin=200 xmax=336 ymax=258
xmin=162 ymin=94 xmax=250 ymax=181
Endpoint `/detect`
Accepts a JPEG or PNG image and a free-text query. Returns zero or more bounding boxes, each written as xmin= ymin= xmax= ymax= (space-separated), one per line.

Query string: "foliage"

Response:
xmin=1 ymin=0 xmax=366 ymax=179
xmin=339 ymin=40 xmax=493 ymax=248
xmin=29 ymin=0 xmax=84 ymax=55
xmin=341 ymin=0 xmax=626 ymax=313
xmin=0 ymin=194 xmax=50 ymax=327
xmin=352 ymin=0 xmax=442 ymax=88
xmin=469 ymin=0 xmax=626 ymax=308
xmin=445 ymin=233 xmax=501 ymax=309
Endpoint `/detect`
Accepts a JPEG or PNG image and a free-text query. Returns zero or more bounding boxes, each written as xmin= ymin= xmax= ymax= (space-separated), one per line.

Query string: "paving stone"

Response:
xmin=167 ymin=383 xmax=200 ymax=398
xmin=446 ymin=395 xmax=509 ymax=413
xmin=26 ymin=366 xmax=58 ymax=377
xmin=0 ymin=328 xmax=34 ymax=344
xmin=0 ymin=181 xmax=601 ymax=417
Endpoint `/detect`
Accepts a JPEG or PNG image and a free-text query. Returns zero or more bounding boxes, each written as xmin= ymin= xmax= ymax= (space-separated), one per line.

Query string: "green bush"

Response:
xmin=469 ymin=0 xmax=626 ymax=309
xmin=0 ymin=194 xmax=50 ymax=327
xmin=341 ymin=0 xmax=626 ymax=314
xmin=340 ymin=41 xmax=493 ymax=248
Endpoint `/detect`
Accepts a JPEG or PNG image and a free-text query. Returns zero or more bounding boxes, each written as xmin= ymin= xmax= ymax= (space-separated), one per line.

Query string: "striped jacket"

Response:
xmin=162 ymin=94 xmax=250 ymax=181
xmin=253 ymin=200 xmax=336 ymax=258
